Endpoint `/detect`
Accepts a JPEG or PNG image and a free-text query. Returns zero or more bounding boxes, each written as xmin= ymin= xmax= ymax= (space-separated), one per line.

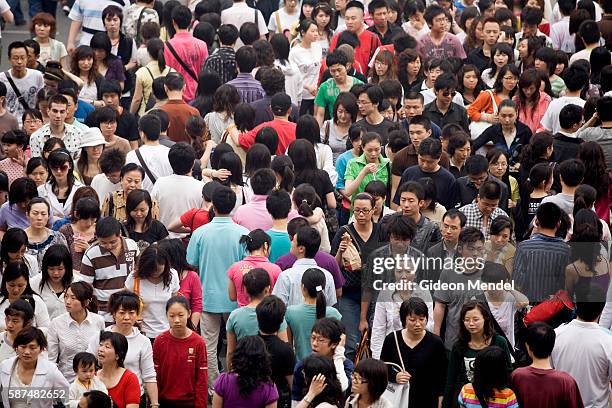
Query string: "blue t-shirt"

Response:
xmin=75 ymin=100 xmax=95 ymax=123
xmin=267 ymin=229 xmax=291 ymax=263
xmin=286 ymin=304 xmax=342 ymax=361
xmin=226 ymin=306 xmax=287 ymax=341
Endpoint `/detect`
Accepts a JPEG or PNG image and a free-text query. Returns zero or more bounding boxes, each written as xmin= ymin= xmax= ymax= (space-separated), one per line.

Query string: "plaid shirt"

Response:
xmin=227 ymin=73 xmax=265 ymax=104
xmin=458 ymin=203 xmax=508 ymax=241
xmin=203 ymin=46 xmax=237 ymax=85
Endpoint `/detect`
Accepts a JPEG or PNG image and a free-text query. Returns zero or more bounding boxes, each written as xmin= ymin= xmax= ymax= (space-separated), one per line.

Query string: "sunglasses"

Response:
xmin=442 ymin=91 xmax=457 ymax=97
xmin=51 ymin=163 xmax=69 ymax=172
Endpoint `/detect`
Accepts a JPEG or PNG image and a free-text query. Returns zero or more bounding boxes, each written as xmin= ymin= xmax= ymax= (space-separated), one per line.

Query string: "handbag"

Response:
xmin=133 ymin=276 xmax=146 ymax=321
xmin=354 ymin=328 xmax=371 ymax=365
xmin=382 ymin=331 xmax=410 ymax=405
xmin=469 ymin=90 xmax=498 ymax=140
xmin=341 ymin=226 xmax=362 ymax=272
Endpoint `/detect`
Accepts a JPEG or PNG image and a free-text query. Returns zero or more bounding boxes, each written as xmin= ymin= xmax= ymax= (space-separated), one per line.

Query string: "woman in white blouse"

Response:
xmin=30 ymin=245 xmax=81 ymax=321
xmin=1 ymin=228 xmax=40 ymax=277
xmin=86 ymin=290 xmax=159 ymax=404
xmin=37 ymin=149 xmax=83 ymax=224
xmin=0 ymin=298 xmax=34 ymax=364
xmin=124 ymin=244 xmax=180 ymax=341
xmin=47 ymin=281 xmax=105 ymax=382
xmin=0 ymin=261 xmax=50 ymax=334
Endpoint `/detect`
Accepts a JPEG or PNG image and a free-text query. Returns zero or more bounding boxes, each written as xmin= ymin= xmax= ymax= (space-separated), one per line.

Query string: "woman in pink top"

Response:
xmin=227 ymin=229 xmax=282 ymax=307
xmin=513 ymin=68 xmax=551 ymax=133
xmin=157 ymin=238 xmax=203 ymax=328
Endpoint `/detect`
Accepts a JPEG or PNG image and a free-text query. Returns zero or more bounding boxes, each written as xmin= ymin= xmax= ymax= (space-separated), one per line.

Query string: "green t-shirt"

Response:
xmin=286 ymin=304 xmax=342 ymax=361
xmin=226 ymin=306 xmax=287 ymax=341
xmin=315 ymin=76 xmax=364 ymax=118
xmin=344 ymin=153 xmax=391 ymax=203
xmin=267 ymin=229 xmax=291 ymax=263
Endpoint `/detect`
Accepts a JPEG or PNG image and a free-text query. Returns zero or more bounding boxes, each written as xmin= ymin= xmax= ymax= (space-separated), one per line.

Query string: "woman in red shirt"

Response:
xmin=95 ymin=332 xmax=140 ymax=408
xmin=153 ymin=296 xmax=208 ymax=408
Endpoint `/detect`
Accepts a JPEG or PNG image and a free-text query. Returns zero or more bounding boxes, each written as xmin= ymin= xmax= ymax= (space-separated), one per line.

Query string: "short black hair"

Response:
xmin=95 ymin=106 xmax=118 ymax=124
xmin=109 ymin=290 xmax=141 ymax=314
xmin=360 ymin=84 xmax=385 ymax=106
xmin=243 ymin=267 xmax=271 ymax=297
xmin=99 ymin=80 xmax=122 ymax=97
xmin=266 ymin=189 xmax=292 ymax=219
xmin=239 ymin=22 xmax=260 ymax=45
xmin=1 ymin=130 xmax=28 ymax=148
xmin=171 ymin=5 xmax=192 ymax=29
xmin=558 ymin=0 xmax=577 ymax=15
xmin=296 ymin=226 xmax=321 ymax=258
xmin=138 ymin=114 xmax=161 ymax=141
xmin=433 ymin=72 xmax=458 ymax=92
xmin=256 ymin=295 xmax=286 ymax=334
xmin=579 ymin=20 xmax=601 ymax=44
xmin=424 ymin=4 xmax=447 ymax=25
xmin=458 ymin=226 xmax=485 ymax=246
xmin=559 ymin=104 xmax=584 ymax=129
xmin=524 ymin=322 xmax=556 ymax=359
xmin=218 ymin=24 xmax=239 ymax=46
xmin=73 ymin=351 xmax=97 ymax=372
xmin=399 ymin=297 xmax=429 ymax=325
xmin=148 ymin=109 xmax=170 ymax=132
xmin=164 ymin=72 xmax=185 ymax=92
xmin=447 ymin=133 xmax=470 ymax=157
xmin=95 ymin=216 xmax=122 ymax=238
xmin=443 ymin=208 xmax=467 ymax=227
xmin=563 ymin=65 xmax=589 ymax=92
xmin=236 ymin=46 xmax=257 ymax=73
xmin=522 ymin=6 xmax=543 ymax=26
xmin=251 ymin=168 xmax=277 ymax=195
xmin=385 ymin=213 xmax=417 ymax=241
xmin=397 ymin=180 xmax=425 ymax=201
xmin=478 ymin=180 xmax=502 ymax=201
xmin=168 ymin=142 xmax=196 ymax=175
xmin=465 ymin=155 xmax=489 ymax=176
xmin=13 ymin=326 xmax=47 ymax=350
xmin=326 ymin=50 xmax=348 ymax=68
xmin=354 ymin=359 xmax=389 ymax=401
xmin=8 ymin=41 xmax=27 ymax=58
xmin=417 ymin=137 xmax=442 ymax=159
xmin=99 ymin=331 xmax=128 ymax=367
xmin=287 ymin=217 xmax=309 ymax=238
xmin=8 ymin=177 xmax=38 ymax=205
xmin=364 ymin=179 xmax=388 ymax=198
xmin=212 ymin=185 xmax=237 ymax=215
xmin=559 ymin=158 xmax=585 ymax=187
xmin=536 ymin=202 xmax=562 ymax=229
xmin=254 ymin=127 xmax=279 ymax=155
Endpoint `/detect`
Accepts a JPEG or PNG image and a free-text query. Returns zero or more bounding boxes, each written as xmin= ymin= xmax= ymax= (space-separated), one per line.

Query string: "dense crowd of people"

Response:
xmin=0 ymin=0 xmax=609 ymax=406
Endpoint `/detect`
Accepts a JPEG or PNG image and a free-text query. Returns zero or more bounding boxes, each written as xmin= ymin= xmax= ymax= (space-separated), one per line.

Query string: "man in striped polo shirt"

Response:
xmin=80 ymin=216 xmax=139 ymax=322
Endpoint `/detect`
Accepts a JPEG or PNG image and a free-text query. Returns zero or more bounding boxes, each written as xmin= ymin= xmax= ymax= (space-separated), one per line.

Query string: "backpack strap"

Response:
xmin=275 ymin=11 xmax=282 ymax=33
xmin=135 ymin=6 xmax=148 ymax=44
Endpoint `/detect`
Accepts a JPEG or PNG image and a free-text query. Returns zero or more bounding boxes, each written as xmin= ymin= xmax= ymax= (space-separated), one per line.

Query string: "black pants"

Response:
xmin=299 ymin=99 xmax=315 ymax=116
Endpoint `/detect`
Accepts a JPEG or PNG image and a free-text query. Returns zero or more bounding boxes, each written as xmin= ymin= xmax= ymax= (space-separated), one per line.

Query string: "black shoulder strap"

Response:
xmin=4 ymin=71 xmax=30 ymax=111
xmin=165 ymin=41 xmax=198 ymax=82
xmin=254 ymin=7 xmax=258 ymax=27
xmin=135 ymin=6 xmax=148 ymax=43
xmin=135 ymin=148 xmax=157 ymax=184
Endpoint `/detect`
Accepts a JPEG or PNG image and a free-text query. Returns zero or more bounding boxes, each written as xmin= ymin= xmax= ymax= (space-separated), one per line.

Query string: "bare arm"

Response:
xmin=314 ymin=105 xmax=325 ymax=127
xmin=325 ymin=192 xmax=336 ymax=209
xmin=129 ymin=140 xmax=139 ymax=150
xmin=168 ymin=217 xmax=190 ymax=234
xmin=1 ymin=9 xmax=13 ymax=23
xmin=228 ymin=280 xmax=237 ymax=302
xmin=226 ymin=331 xmax=236 ymax=369
xmin=212 ymin=393 xmax=223 ymax=408
xmin=278 ymin=329 xmax=288 ymax=342
xmin=61 ymin=69 xmax=84 ymax=88
xmin=144 ymin=382 xmax=158 ymax=407
xmin=391 ymin=175 xmax=401 ymax=209
xmin=130 ymin=79 xmax=144 ymax=114
xmin=433 ymin=302 xmax=446 ymax=336
xmin=67 ymin=20 xmax=82 ymax=54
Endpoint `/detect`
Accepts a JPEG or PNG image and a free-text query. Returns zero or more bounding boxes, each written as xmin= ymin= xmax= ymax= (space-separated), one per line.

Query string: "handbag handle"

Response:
xmin=488 ymin=90 xmax=498 ymax=114
xmin=393 ymin=330 xmax=406 ymax=372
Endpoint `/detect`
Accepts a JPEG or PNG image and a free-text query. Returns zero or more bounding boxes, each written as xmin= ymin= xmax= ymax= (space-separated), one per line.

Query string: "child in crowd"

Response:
xmin=69 ymin=352 xmax=108 ymax=408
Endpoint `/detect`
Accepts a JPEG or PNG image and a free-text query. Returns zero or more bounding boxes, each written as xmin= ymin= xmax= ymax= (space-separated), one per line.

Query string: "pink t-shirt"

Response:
xmin=233 ymin=195 xmax=273 ymax=231
xmin=0 ymin=158 xmax=25 ymax=187
xmin=179 ymin=270 xmax=203 ymax=313
xmin=227 ymin=255 xmax=282 ymax=307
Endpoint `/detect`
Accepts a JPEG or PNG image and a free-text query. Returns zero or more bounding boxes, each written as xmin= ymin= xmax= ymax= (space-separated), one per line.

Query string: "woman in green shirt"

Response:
xmin=444 ymin=301 xmax=512 ymax=408
xmin=343 ymin=132 xmax=391 ymax=205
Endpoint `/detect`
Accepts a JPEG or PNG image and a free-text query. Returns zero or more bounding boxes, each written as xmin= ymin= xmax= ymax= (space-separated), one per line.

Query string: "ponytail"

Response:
xmin=302 ymin=268 xmax=327 ymax=319
xmin=293 ymin=184 xmax=320 ymax=218
xmin=271 ymin=155 xmax=295 ymax=192
xmin=147 ymin=38 xmax=166 ymax=72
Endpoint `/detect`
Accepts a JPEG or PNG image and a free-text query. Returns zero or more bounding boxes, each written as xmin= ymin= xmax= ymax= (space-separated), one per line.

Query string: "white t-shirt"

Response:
xmin=68 ymin=0 xmax=129 ymax=46
xmin=289 ymin=42 xmax=323 ymax=101
xmin=220 ymin=2 xmax=267 ymax=49
xmin=267 ymin=7 xmax=299 ymax=34
xmin=125 ymin=269 xmax=180 ymax=339
xmin=0 ymin=69 xmax=44 ymax=126
xmin=151 ymin=174 xmax=204 ymax=238
xmin=125 ymin=144 xmax=173 ymax=192
xmin=539 ymin=96 xmax=586 ymax=134
xmin=90 ymin=173 xmax=121 ymax=206
xmin=0 ymin=0 xmax=8 ymax=38
xmin=486 ymin=292 xmax=518 ymax=347
xmin=552 ymin=320 xmax=612 ymax=408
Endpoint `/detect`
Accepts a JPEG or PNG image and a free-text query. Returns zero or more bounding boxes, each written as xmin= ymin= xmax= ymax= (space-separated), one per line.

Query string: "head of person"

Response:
xmin=332 ymin=92 xmax=358 ymax=127
xmin=26 ymin=196 xmax=50 ymax=230
xmin=4 ymin=299 xmax=34 ymax=338
xmin=326 ymin=51 xmax=349 ymax=84
xmin=310 ymin=317 xmax=345 ymax=356
xmin=265 ymin=190 xmax=291 ymax=223
xmin=523 ymin=322 xmax=555 ymax=360
xmin=459 ymin=301 xmax=495 ymax=343
xmin=441 ymin=209 xmax=467 ymax=245
xmin=424 ymin=4 xmax=450 ymax=32
xmin=385 ymin=214 xmax=417 ymax=253
xmin=138 ymin=114 xmax=161 ymax=142
xmin=168 ymin=142 xmax=196 ymax=177
xmin=120 ymin=163 xmax=144 ymax=196
xmin=0 ymin=261 xmax=34 ymax=301
xmin=397 ymin=181 xmax=425 ymax=219
xmin=456 ymin=226 xmax=485 ymax=262
xmin=400 ymin=297 xmax=429 ymax=336
xmin=125 ymin=189 xmax=154 ymax=232
xmin=301 ymin=355 xmax=344 ymax=406
xmin=476 ymin=180 xmax=502 ymax=216
xmin=135 ymin=244 xmax=173 ymax=290
xmin=211 ymin=185 xmax=237 ymax=216
xmin=417 ymin=137 xmax=442 ymax=173
xmin=345 ymin=0 xmax=366 ymax=32
xmin=166 ymin=295 xmax=195 ymax=331
xmin=239 ymin=228 xmax=271 ymax=258
xmin=575 ymin=284 xmax=606 ymax=321
xmin=7 ymin=42 xmax=28 ymax=73
xmin=559 ymin=104 xmax=584 ymax=133
xmin=218 ymin=24 xmax=239 ymax=47
xmin=493 ymin=64 xmax=520 ymax=95
xmin=99 ymin=80 xmax=122 ymax=109
xmin=40 ymin=244 xmax=73 ymax=292
xmin=433 ymin=73 xmax=458 ymax=108
xmin=351 ymin=359 xmax=389 ymax=404
xmin=360 ymin=132 xmax=383 ymax=164
xmin=563 ymin=64 xmax=590 ymax=93
xmin=72 ymin=352 xmax=98 ymax=388
xmin=95 ymin=216 xmax=123 ymax=254
xmin=0 ymin=228 xmax=28 ymax=265
xmin=402 ymin=91 xmax=425 ymax=119
xmin=352 ymin=192 xmax=376 ymax=226
xmin=65 ymin=281 xmax=97 ymax=316
xmin=97 ymin=331 xmax=128 ymax=368
xmin=242 ymin=267 xmax=271 ymax=301
xmin=256 ymin=295 xmax=286 ymax=335
xmin=535 ymin=202 xmax=563 ymax=232
xmin=230 ymin=335 xmax=273 ymax=397
xmin=13 ymin=327 xmax=47 ymax=363
xmin=22 ymin=109 xmax=43 ymax=136
xmin=559 ymin=158 xmax=585 ymax=188
xmin=447 ymin=132 xmax=471 ymax=164
xmin=108 ymin=290 xmax=141 ymax=329
xmin=471 ymin=346 xmax=512 ymax=401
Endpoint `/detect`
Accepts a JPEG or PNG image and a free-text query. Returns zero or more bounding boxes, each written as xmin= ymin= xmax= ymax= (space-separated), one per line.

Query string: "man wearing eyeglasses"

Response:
xmin=458 ymin=180 xmax=508 ymax=241
xmin=423 ymin=72 xmax=470 ymax=133
xmin=456 ymin=155 xmax=510 ymax=212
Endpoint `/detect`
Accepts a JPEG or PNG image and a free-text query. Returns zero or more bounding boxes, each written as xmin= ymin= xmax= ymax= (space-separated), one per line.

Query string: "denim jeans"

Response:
xmin=6 ymin=0 xmax=24 ymax=24
xmin=28 ymin=0 xmax=57 ymax=19
xmin=337 ymin=290 xmax=362 ymax=361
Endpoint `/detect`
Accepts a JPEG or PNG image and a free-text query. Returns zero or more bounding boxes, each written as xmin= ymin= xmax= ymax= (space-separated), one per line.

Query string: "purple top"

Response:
xmin=0 ymin=202 xmax=29 ymax=230
xmin=214 ymin=372 xmax=278 ymax=408
xmin=227 ymin=73 xmax=265 ymax=104
xmin=275 ymin=251 xmax=345 ymax=289
xmin=105 ymin=56 xmax=126 ymax=83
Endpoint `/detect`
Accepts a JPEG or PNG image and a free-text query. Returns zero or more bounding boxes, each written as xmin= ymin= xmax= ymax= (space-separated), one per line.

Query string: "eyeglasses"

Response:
xmin=51 ymin=164 xmax=69 ymax=172
xmin=354 ymin=208 xmax=373 ymax=215
xmin=23 ymin=119 xmax=42 ymax=125
xmin=351 ymin=374 xmax=368 ymax=384
xmin=502 ymin=76 xmax=518 ymax=81
xmin=442 ymin=91 xmax=456 ymax=97
xmin=310 ymin=334 xmax=330 ymax=344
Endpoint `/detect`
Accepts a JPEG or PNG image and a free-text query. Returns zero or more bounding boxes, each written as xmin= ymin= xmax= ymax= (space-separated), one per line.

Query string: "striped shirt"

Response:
xmin=68 ymin=0 xmax=129 ymax=46
xmin=513 ymin=233 xmax=570 ymax=303
xmin=80 ymin=237 xmax=139 ymax=321
xmin=203 ymin=47 xmax=237 ymax=85
xmin=458 ymin=384 xmax=518 ymax=408
xmin=227 ymin=73 xmax=265 ymax=104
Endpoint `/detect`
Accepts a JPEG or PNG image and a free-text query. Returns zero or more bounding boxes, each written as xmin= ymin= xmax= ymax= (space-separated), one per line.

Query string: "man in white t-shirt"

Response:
xmin=267 ymin=0 xmax=299 ymax=35
xmin=0 ymin=42 xmax=43 ymax=126
xmin=0 ymin=0 xmax=13 ymax=58
xmin=538 ymin=65 xmax=588 ymax=134
xmin=91 ymin=147 xmax=124 ymax=205
xmin=151 ymin=143 xmax=204 ymax=239
xmin=551 ymin=287 xmax=612 ymax=408
xmin=221 ymin=0 xmax=268 ymax=48
xmin=125 ymin=114 xmax=173 ymax=192
xmin=67 ymin=0 xmax=129 ymax=53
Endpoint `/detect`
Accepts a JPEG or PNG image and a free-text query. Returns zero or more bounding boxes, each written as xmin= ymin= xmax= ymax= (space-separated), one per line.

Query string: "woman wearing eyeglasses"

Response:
xmin=37 ymin=149 xmax=83 ymax=224
xmin=345 ymin=359 xmax=391 ymax=407
xmin=331 ymin=193 xmax=382 ymax=361
xmin=467 ymin=64 xmax=519 ymax=139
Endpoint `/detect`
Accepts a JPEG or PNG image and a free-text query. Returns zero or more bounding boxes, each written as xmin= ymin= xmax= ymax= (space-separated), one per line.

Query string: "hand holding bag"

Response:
xmin=382 ymin=330 xmax=410 ymax=405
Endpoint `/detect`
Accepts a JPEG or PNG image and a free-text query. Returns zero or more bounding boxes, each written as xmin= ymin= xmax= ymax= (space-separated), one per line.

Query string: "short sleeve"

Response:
xmin=256 ymin=11 xmax=268 ymax=38
xmin=225 ymin=311 xmax=237 ymax=334
xmin=319 ymin=171 xmax=334 ymax=195
xmin=124 ymin=371 xmax=141 ymax=404
xmin=314 ymin=82 xmax=327 ymax=107
xmin=180 ymin=209 xmax=196 ymax=228
xmin=433 ymin=270 xmax=452 ymax=304
xmin=213 ymin=372 xmax=230 ymax=397
xmin=68 ymin=0 xmax=83 ymax=21
xmin=263 ymin=381 xmax=280 ymax=404
xmin=344 ymin=159 xmax=358 ymax=181
xmin=170 ymin=269 xmax=180 ymax=294
xmin=0 ymin=0 xmax=9 ymax=14
xmin=329 ymin=307 xmax=342 ymax=321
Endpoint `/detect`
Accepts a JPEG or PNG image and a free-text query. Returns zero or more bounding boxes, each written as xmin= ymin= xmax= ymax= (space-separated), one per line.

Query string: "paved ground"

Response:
xmin=0 ymin=0 xmax=71 ymax=71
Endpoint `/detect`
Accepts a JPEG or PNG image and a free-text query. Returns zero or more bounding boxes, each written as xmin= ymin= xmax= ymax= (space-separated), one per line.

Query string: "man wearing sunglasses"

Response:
xmin=423 ymin=72 xmax=470 ymax=133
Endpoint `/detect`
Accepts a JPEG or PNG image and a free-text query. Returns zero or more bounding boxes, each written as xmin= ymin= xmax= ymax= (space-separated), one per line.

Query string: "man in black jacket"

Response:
xmin=553 ymin=104 xmax=584 ymax=163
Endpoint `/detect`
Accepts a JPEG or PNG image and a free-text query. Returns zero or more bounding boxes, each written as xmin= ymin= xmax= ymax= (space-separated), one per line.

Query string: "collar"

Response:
xmin=355 ymin=153 xmax=390 ymax=166
xmin=211 ymin=216 xmax=234 ymax=223
xmin=556 ymin=130 xmax=580 ymax=139
xmin=250 ymin=194 xmax=268 ymax=203
xmin=294 ymin=258 xmax=318 ymax=266
xmin=236 ymin=72 xmax=254 ymax=79
xmin=172 ymin=31 xmax=193 ymax=39
xmin=68 ymin=312 xmax=94 ymax=327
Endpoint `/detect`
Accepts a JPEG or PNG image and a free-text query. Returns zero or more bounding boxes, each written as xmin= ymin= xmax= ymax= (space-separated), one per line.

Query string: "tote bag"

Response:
xmin=382 ymin=331 xmax=410 ymax=405
xmin=469 ymin=90 xmax=499 ymax=140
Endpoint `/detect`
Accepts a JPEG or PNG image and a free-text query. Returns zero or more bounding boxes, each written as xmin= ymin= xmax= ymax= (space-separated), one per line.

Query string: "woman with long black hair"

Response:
xmin=271 ymin=155 xmax=295 ymax=193
xmin=513 ymin=68 xmax=552 ymax=133
xmin=579 ymin=141 xmax=611 ymax=224
xmin=518 ymin=132 xmax=554 ymax=184
xmin=296 ymin=115 xmax=337 ymax=185
xmin=30 ymin=244 xmax=75 ymax=320
xmin=295 ymin=354 xmax=345 ymax=407
xmin=89 ymin=32 xmax=125 ymax=90
xmin=37 ymin=149 xmax=83 ymax=223
xmin=123 ymin=189 xmax=168 ymax=245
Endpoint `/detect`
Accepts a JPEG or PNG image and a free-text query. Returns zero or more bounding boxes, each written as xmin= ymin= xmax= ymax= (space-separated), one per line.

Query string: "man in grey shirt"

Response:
xmin=541 ymin=159 xmax=584 ymax=216
xmin=433 ymin=227 xmax=486 ymax=350
xmin=580 ymin=96 xmax=612 ymax=170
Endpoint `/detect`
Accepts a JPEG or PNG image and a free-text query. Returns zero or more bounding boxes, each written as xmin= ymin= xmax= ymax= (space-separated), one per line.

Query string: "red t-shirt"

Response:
xmin=328 ymin=29 xmax=381 ymax=75
xmin=153 ymin=331 xmax=208 ymax=408
xmin=106 ymin=369 xmax=141 ymax=408
xmin=510 ymin=366 xmax=584 ymax=408
xmin=180 ymin=208 xmax=211 ymax=232
xmin=239 ymin=120 xmax=297 ymax=155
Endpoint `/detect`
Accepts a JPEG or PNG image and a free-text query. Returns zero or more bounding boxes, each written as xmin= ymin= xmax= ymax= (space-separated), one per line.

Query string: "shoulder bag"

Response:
xmin=135 ymin=148 xmax=157 ymax=184
xmin=469 ymin=89 xmax=498 ymax=140
xmin=382 ymin=330 xmax=410 ymax=406
xmin=341 ymin=225 xmax=362 ymax=273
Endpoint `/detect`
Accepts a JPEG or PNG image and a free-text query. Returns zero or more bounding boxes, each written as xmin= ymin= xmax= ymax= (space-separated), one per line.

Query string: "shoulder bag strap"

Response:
xmin=135 ymin=148 xmax=157 ymax=184
xmin=343 ymin=225 xmax=362 ymax=253
xmin=392 ymin=330 xmax=406 ymax=371
xmin=254 ymin=7 xmax=259 ymax=28
xmin=135 ymin=6 xmax=148 ymax=43
xmin=4 ymin=72 xmax=30 ymax=111
xmin=324 ymin=121 xmax=331 ymax=144
xmin=134 ymin=276 xmax=140 ymax=294
xmin=488 ymin=90 xmax=498 ymax=115
xmin=165 ymin=41 xmax=198 ymax=82
xmin=275 ymin=11 xmax=282 ymax=33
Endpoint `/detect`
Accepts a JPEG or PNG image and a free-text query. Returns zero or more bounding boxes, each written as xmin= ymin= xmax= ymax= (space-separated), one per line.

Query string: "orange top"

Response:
xmin=467 ymin=90 xmax=501 ymax=122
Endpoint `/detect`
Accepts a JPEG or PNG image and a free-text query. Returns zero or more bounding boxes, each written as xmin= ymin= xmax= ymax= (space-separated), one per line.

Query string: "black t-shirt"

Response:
xmin=294 ymin=169 xmax=335 ymax=208
xmin=85 ymin=107 xmax=139 ymax=142
xmin=260 ymin=334 xmax=295 ymax=408
xmin=394 ymin=165 xmax=459 ymax=210
xmin=127 ymin=220 xmax=169 ymax=244
xmin=356 ymin=117 xmax=397 ymax=145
